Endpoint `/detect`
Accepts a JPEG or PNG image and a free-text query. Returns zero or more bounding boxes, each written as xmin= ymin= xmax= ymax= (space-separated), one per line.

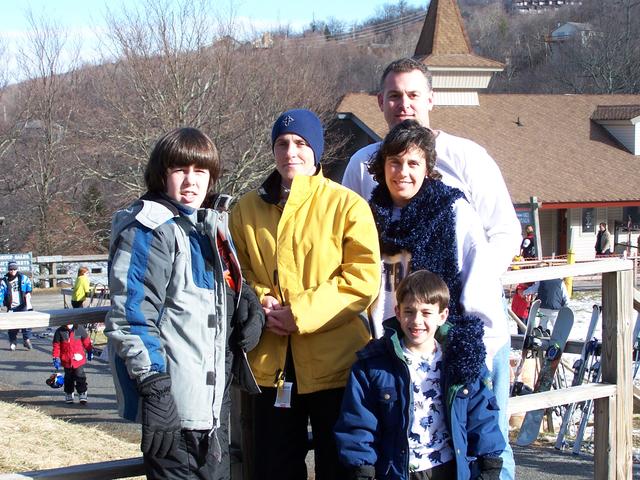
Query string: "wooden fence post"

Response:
xmin=595 ymin=269 xmax=633 ymax=479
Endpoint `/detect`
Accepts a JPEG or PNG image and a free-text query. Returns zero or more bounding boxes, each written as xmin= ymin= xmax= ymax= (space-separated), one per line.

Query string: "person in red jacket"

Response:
xmin=511 ymin=283 xmax=533 ymax=325
xmin=52 ymin=324 xmax=94 ymax=404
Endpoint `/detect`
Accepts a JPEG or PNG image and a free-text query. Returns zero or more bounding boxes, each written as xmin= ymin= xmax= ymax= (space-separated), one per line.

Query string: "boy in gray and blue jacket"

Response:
xmin=105 ymin=127 xmax=264 ymax=480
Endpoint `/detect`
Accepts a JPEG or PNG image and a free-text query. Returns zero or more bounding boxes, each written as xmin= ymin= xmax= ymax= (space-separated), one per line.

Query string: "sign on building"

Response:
xmin=0 ymin=253 xmax=33 ymax=276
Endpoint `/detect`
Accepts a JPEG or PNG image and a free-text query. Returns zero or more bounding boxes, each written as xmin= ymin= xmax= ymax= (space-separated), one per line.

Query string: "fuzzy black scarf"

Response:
xmin=370 ymin=179 xmax=486 ymax=386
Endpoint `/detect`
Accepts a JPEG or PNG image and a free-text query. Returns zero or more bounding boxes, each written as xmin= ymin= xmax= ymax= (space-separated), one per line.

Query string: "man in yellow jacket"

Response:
xmin=230 ymin=109 xmax=381 ymax=480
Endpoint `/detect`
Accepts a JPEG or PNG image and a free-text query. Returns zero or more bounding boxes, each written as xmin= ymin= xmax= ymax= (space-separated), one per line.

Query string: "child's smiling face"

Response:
xmin=395 ymin=296 xmax=448 ymax=355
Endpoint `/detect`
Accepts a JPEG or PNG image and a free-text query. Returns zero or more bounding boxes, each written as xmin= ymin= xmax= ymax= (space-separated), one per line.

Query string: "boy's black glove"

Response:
xmin=137 ymin=373 xmax=181 ymax=458
xmin=477 ymin=455 xmax=503 ymax=480
xmin=350 ymin=465 xmax=376 ymax=480
xmin=233 ymin=282 xmax=265 ymax=352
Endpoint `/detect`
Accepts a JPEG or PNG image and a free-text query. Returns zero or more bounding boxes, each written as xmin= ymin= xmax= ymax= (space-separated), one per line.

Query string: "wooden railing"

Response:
xmin=0 ymin=258 xmax=635 ymax=479
xmin=32 ymin=254 xmax=108 ymax=287
xmin=503 ymin=258 xmax=634 ymax=480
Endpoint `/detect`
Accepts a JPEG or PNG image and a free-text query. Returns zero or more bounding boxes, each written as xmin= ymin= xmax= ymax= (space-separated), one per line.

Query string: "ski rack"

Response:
xmin=503 ymin=258 xmax=635 ymax=480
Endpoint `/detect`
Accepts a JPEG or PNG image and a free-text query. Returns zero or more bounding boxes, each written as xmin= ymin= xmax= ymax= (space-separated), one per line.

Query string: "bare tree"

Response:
xmin=2 ymin=11 xmax=94 ymax=254
xmin=79 ymin=0 xmax=345 ymax=205
xmin=551 ymin=0 xmax=640 ymax=93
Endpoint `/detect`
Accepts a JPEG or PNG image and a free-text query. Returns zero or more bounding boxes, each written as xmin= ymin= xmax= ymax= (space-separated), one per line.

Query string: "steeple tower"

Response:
xmin=414 ymin=0 xmax=504 ymax=106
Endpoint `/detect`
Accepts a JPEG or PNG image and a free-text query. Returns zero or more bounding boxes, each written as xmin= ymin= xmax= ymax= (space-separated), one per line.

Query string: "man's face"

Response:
xmin=7 ymin=267 xmax=17 ymax=278
xmin=273 ymin=133 xmax=316 ymax=188
xmin=378 ymin=69 xmax=434 ymax=129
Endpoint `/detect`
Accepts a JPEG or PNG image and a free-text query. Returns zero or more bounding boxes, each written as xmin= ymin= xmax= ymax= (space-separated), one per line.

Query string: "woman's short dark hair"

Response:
xmin=367 ymin=119 xmax=440 ymax=184
xmin=144 ymin=127 xmax=220 ymax=194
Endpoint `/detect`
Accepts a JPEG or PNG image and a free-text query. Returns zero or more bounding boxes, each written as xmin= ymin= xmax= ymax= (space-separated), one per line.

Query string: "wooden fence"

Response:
xmin=32 ymin=254 xmax=108 ymax=287
xmin=0 ymin=258 xmax=635 ymax=479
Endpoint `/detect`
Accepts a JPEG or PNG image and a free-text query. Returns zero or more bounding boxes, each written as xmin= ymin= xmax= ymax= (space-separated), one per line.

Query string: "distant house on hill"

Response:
xmin=546 ymin=22 xmax=595 ymax=48
xmin=334 ymin=0 xmax=640 ymax=261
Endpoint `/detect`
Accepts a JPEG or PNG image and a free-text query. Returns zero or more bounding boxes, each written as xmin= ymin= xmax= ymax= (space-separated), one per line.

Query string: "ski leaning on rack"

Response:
xmin=554 ymin=304 xmax=601 ymax=450
xmin=511 ymin=299 xmax=541 ymax=397
xmin=516 ymin=306 xmax=575 ymax=446
xmin=633 ymin=311 xmax=640 ymax=379
xmin=572 ymin=359 xmax=601 ymax=454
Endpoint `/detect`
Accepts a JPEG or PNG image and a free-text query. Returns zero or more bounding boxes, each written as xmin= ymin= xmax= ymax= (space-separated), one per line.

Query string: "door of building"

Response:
xmin=557 ymin=209 xmax=567 ymax=256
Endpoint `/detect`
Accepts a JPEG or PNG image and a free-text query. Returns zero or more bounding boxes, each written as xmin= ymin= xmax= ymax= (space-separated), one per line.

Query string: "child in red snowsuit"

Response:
xmin=52 ymin=324 xmax=94 ymax=404
xmin=511 ymin=283 xmax=532 ymax=324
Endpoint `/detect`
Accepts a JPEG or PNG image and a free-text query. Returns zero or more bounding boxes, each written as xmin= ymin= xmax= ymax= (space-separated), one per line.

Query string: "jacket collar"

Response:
xmin=364 ymin=316 xmax=485 ymax=387
xmin=140 ymin=192 xmax=196 ymax=216
xmin=258 ymin=167 xmax=324 ymax=206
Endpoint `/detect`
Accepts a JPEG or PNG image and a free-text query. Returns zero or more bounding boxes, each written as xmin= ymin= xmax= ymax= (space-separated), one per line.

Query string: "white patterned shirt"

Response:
xmin=402 ymin=341 xmax=454 ymax=472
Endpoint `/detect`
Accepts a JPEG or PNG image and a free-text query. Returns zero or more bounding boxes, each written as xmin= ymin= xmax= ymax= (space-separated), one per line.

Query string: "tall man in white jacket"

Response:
xmin=341 ymin=58 xmax=521 ymax=480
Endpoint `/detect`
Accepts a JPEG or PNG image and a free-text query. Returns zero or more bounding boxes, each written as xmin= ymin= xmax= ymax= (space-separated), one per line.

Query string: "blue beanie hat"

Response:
xmin=271 ymin=109 xmax=324 ymax=165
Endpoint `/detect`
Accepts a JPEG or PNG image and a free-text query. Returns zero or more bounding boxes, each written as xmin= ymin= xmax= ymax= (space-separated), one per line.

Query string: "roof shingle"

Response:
xmin=591 ymin=105 xmax=640 ymax=121
xmin=338 ymin=93 xmax=640 ymax=205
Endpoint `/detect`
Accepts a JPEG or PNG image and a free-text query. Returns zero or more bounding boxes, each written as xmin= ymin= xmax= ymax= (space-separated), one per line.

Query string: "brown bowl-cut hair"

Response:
xmin=144 ymin=127 xmax=220 ymax=194
xmin=395 ymin=270 xmax=450 ymax=311
xmin=367 ymin=120 xmax=440 ymax=184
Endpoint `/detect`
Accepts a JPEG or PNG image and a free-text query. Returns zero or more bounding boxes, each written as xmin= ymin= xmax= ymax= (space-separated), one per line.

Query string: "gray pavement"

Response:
xmin=2 ymin=290 xmax=638 ymax=478
xmin=0 ymin=290 xmax=140 ymax=443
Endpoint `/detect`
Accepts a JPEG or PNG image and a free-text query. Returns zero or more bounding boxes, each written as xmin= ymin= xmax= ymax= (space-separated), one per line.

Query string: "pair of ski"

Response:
xmin=514 ymin=304 xmax=575 ymax=446
xmin=554 ymin=309 xmax=640 ymax=453
xmin=554 ymin=305 xmax=601 ymax=452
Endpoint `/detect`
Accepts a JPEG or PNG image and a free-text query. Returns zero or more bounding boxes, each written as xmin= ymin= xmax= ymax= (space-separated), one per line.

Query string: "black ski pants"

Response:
xmin=253 ymin=385 xmax=348 ymax=480
xmin=63 ymin=366 xmax=87 ymax=394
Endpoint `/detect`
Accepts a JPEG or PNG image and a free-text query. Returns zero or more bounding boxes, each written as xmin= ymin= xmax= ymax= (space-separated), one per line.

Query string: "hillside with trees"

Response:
xmin=0 ymin=0 xmax=637 ymax=255
xmin=463 ymin=0 xmax=640 ymax=93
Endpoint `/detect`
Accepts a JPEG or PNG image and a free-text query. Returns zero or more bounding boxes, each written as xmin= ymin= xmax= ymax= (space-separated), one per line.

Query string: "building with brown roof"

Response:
xmin=335 ymin=0 xmax=640 ymax=261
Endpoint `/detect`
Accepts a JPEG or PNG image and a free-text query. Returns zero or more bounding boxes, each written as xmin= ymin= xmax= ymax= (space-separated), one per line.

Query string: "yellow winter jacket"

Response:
xmin=71 ymin=275 xmax=91 ymax=302
xmin=230 ymin=170 xmax=381 ymax=394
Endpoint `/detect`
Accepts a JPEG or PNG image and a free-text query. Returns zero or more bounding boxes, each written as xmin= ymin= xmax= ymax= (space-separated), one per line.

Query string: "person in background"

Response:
xmin=520 ymin=225 xmax=536 ymax=260
xmin=335 ymin=270 xmax=504 ymax=480
xmin=71 ymin=266 xmax=92 ymax=308
xmin=52 ymin=323 xmax=94 ymax=404
xmin=105 ymin=127 xmax=264 ymax=480
xmin=511 ymin=283 xmax=532 ymax=325
xmin=595 ymin=222 xmax=613 ymax=256
xmin=524 ymin=278 xmax=569 ymax=333
xmin=0 ymin=261 xmax=34 ymax=351
xmin=230 ymin=109 xmax=380 ymax=480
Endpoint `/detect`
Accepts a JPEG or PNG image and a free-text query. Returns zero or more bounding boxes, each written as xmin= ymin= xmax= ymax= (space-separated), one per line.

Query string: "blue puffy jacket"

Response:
xmin=335 ymin=318 xmax=505 ymax=480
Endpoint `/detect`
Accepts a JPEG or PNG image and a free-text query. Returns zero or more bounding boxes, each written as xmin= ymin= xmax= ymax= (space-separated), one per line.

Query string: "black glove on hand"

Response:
xmin=234 ymin=282 xmax=265 ymax=352
xmin=137 ymin=373 xmax=181 ymax=458
xmin=477 ymin=455 xmax=503 ymax=480
xmin=350 ymin=465 xmax=376 ymax=480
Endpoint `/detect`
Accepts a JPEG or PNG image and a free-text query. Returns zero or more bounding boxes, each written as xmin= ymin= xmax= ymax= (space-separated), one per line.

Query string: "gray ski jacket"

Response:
xmin=105 ymin=193 xmax=243 ymax=431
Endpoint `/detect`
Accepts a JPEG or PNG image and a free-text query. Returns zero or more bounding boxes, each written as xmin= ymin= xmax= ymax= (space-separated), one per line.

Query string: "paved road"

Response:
xmin=2 ymin=291 xmax=638 ymax=478
xmin=0 ymin=291 xmax=140 ymax=443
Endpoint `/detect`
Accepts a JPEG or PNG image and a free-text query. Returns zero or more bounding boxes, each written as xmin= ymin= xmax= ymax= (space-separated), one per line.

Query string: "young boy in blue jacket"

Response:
xmin=335 ymin=270 xmax=505 ymax=480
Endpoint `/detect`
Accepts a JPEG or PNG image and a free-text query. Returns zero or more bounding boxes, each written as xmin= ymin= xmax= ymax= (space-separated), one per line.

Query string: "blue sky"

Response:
xmin=0 ymin=0 xmax=427 ymax=81
xmin=0 ymin=0 xmax=428 ymax=36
